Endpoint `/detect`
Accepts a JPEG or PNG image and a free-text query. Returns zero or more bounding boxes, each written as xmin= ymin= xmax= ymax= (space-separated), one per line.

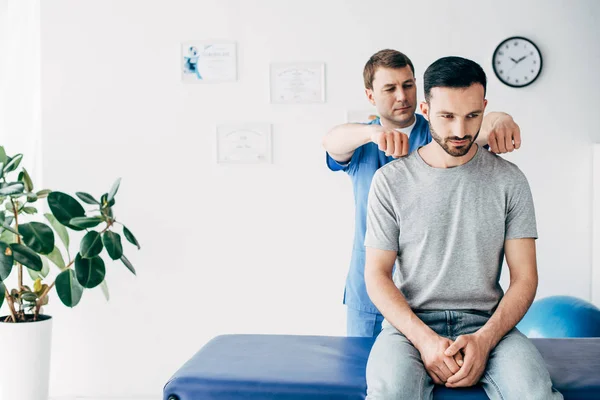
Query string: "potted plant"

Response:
xmin=0 ymin=147 xmax=140 ymax=400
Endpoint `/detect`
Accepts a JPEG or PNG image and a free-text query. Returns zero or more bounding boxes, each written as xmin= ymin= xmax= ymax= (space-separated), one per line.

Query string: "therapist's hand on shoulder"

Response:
xmin=370 ymin=126 xmax=409 ymax=158
xmin=485 ymin=112 xmax=522 ymax=154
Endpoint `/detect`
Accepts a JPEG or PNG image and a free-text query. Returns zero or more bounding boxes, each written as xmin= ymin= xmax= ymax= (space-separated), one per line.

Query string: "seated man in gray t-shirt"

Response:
xmin=364 ymin=56 xmax=562 ymax=399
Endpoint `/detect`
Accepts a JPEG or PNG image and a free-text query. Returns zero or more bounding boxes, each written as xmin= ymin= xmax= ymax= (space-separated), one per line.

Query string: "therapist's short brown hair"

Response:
xmin=363 ymin=49 xmax=415 ymax=90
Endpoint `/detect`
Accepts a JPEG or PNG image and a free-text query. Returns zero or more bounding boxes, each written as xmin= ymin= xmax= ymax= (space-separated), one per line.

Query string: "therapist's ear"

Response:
xmin=420 ymin=101 xmax=429 ymax=121
xmin=365 ymin=88 xmax=376 ymax=106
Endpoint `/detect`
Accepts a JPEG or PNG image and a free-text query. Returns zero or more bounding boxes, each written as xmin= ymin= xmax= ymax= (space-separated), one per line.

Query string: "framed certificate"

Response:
xmin=270 ymin=62 xmax=325 ymax=104
xmin=216 ymin=123 xmax=272 ymax=164
xmin=181 ymin=41 xmax=237 ymax=83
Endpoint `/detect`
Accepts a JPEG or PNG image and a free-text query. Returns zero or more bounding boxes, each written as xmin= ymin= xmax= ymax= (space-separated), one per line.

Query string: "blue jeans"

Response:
xmin=347 ymin=307 xmax=384 ymax=337
xmin=366 ymin=311 xmax=563 ymax=399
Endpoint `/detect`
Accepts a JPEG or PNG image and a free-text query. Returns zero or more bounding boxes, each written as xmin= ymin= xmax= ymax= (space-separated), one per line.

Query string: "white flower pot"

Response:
xmin=0 ymin=315 xmax=52 ymax=400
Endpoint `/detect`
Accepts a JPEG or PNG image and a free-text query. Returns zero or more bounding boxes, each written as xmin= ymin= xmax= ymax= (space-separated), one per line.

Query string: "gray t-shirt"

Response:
xmin=364 ymin=146 xmax=537 ymax=315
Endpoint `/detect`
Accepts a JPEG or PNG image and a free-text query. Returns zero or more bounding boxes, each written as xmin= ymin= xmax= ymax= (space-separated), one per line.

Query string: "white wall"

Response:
xmin=593 ymin=145 xmax=600 ymax=304
xmin=0 ymin=0 xmax=42 ymax=184
xmin=39 ymin=0 xmax=600 ymax=398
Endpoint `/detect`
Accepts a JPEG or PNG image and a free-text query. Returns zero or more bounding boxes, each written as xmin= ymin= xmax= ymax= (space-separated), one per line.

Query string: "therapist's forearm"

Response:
xmin=322 ymin=124 xmax=377 ymax=161
xmin=366 ymin=271 xmax=437 ymax=350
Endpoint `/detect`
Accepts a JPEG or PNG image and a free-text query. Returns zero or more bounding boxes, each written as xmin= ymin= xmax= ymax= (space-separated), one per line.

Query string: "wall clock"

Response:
xmin=492 ymin=36 xmax=542 ymax=88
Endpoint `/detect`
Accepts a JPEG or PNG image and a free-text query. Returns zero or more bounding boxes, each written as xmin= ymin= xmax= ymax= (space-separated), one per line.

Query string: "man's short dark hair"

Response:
xmin=423 ymin=56 xmax=487 ymax=101
xmin=363 ymin=49 xmax=415 ymax=90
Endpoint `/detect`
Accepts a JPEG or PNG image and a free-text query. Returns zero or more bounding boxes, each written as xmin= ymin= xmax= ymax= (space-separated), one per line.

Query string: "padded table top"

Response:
xmin=164 ymin=334 xmax=600 ymax=400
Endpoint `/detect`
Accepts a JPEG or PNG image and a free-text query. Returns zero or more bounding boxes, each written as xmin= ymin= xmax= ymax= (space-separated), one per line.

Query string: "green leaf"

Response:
xmin=36 ymin=189 xmax=51 ymax=199
xmin=22 ymin=206 xmax=37 ymax=215
xmin=0 ymin=182 xmax=25 ymax=196
xmin=100 ymin=193 xmax=115 ymax=209
xmin=123 ymin=226 xmax=140 ymax=250
xmin=42 ymin=256 xmax=51 ymax=277
xmin=20 ymin=168 xmax=34 ymax=192
xmin=0 ymin=281 xmax=5 ymax=309
xmin=21 ymin=292 xmax=37 ymax=302
xmin=100 ymin=279 xmax=110 ymax=301
xmin=28 ymin=256 xmax=50 ymax=280
xmin=44 ymin=213 xmax=69 ymax=249
xmin=3 ymin=154 xmax=23 ymax=173
xmin=1 ymin=222 xmax=19 ymax=236
xmin=55 ymin=269 xmax=83 ymax=307
xmin=0 ymin=229 xmax=17 ymax=245
xmin=107 ymin=178 xmax=121 ymax=202
xmin=26 ymin=193 xmax=38 ymax=203
xmin=75 ymin=253 xmax=105 ymax=289
xmin=120 ymin=254 xmax=136 ymax=275
xmin=69 ymin=216 xmax=104 ymax=229
xmin=0 ymin=241 xmax=14 ymax=281
xmin=102 ymin=231 xmax=123 ymax=260
xmin=75 ymin=192 xmax=99 ymax=205
xmin=27 ymin=265 xmax=37 ymax=281
xmin=47 ymin=192 xmax=85 ymax=231
xmin=10 ymin=243 xmax=42 ymax=271
xmin=41 ymin=292 xmax=48 ymax=306
xmin=19 ymin=222 xmax=55 ymax=255
xmin=46 ymin=246 xmax=65 ymax=270
xmin=0 ymin=147 xmax=7 ymax=165
xmin=80 ymin=231 xmax=103 ymax=258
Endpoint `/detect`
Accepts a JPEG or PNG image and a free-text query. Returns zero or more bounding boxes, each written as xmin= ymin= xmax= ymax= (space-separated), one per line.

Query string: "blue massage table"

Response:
xmin=164 ymin=334 xmax=600 ymax=400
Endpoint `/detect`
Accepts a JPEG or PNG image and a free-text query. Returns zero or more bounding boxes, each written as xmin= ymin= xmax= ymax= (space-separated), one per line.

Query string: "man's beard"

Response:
xmin=429 ymin=121 xmax=479 ymax=157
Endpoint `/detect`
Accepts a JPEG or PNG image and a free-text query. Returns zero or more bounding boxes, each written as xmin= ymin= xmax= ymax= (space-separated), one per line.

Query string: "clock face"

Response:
xmin=492 ymin=37 xmax=542 ymax=88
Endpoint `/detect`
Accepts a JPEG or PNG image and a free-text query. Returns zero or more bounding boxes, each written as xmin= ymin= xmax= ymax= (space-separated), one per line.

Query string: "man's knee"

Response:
xmin=366 ymin=328 xmax=429 ymax=399
xmin=484 ymin=369 xmax=561 ymax=400
xmin=483 ymin=330 xmax=562 ymax=399
xmin=366 ymin=372 xmax=426 ymax=400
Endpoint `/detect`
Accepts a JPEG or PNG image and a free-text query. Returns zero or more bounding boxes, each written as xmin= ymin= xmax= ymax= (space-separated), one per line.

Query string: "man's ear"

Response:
xmin=420 ymin=101 xmax=430 ymax=121
xmin=365 ymin=88 xmax=376 ymax=106
xmin=483 ymin=99 xmax=488 ymax=111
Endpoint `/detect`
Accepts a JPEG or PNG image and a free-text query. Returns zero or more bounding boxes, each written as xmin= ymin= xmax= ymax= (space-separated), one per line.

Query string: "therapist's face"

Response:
xmin=366 ymin=66 xmax=417 ymax=128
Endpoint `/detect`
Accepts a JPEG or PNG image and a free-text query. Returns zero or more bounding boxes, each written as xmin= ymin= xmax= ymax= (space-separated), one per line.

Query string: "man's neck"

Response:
xmin=380 ymin=114 xmax=416 ymax=130
xmin=419 ymin=141 xmax=479 ymax=169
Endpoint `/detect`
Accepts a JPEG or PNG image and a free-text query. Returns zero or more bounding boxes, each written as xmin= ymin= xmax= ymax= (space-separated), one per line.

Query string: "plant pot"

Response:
xmin=0 ymin=315 xmax=52 ymax=400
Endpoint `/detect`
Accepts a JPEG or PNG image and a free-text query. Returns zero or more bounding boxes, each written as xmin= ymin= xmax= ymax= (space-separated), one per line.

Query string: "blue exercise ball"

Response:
xmin=517 ymin=296 xmax=600 ymax=338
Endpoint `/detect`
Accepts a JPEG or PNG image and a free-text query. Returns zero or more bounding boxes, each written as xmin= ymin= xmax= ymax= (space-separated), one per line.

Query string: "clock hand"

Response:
xmin=517 ymin=55 xmax=527 ymax=63
xmin=510 ymin=57 xmax=518 ymax=63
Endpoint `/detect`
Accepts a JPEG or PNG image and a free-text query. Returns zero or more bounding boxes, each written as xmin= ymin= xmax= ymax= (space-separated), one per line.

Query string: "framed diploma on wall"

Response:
xmin=181 ymin=41 xmax=237 ymax=83
xmin=269 ymin=62 xmax=325 ymax=104
xmin=216 ymin=123 xmax=272 ymax=164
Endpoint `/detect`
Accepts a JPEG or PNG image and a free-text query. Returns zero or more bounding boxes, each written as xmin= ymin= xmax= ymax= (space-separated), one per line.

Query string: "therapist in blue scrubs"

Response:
xmin=322 ymin=49 xmax=523 ymax=337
